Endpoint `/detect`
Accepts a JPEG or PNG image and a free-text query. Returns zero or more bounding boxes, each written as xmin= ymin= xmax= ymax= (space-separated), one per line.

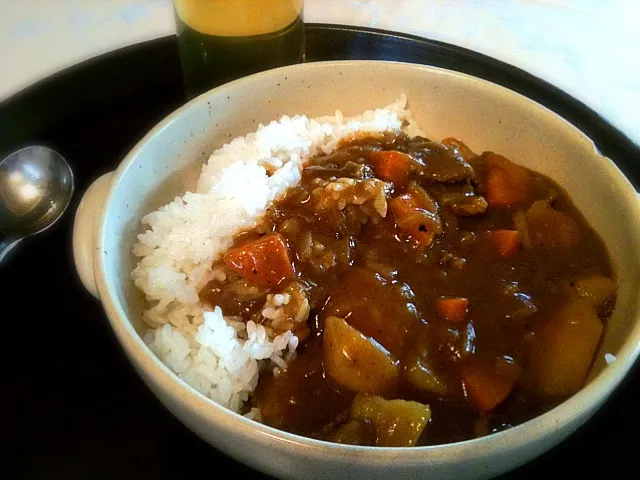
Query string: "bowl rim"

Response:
xmin=94 ymin=60 xmax=640 ymax=461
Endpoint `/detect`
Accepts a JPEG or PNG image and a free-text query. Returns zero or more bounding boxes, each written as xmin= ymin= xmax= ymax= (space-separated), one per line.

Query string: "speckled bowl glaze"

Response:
xmin=72 ymin=61 xmax=640 ymax=480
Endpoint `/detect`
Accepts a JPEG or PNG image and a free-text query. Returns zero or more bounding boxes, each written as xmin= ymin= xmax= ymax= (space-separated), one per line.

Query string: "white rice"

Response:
xmin=132 ymin=95 xmax=418 ymax=412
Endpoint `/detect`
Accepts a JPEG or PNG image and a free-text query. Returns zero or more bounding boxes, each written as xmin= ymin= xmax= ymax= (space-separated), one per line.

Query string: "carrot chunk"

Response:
xmin=414 ymin=231 xmax=436 ymax=246
xmin=488 ymin=230 xmax=522 ymax=257
xmin=370 ymin=150 xmax=412 ymax=186
xmin=436 ymin=297 xmax=469 ymax=323
xmin=484 ymin=153 xmax=532 ymax=207
xmin=389 ymin=182 xmax=441 ymax=246
xmin=462 ymin=357 xmax=520 ymax=413
xmin=223 ymin=233 xmax=294 ymax=287
xmin=389 ymin=196 xmax=414 ymax=219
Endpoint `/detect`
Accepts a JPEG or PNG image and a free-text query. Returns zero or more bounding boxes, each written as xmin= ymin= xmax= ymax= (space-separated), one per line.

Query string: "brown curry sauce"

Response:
xmin=201 ymin=132 xmax=616 ymax=446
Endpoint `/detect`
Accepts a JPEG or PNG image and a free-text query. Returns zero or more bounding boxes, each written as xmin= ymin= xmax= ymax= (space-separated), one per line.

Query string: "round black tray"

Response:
xmin=3 ymin=24 xmax=638 ymax=480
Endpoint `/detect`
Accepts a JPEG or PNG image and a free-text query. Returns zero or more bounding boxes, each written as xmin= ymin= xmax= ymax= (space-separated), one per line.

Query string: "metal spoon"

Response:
xmin=0 ymin=146 xmax=74 ymax=264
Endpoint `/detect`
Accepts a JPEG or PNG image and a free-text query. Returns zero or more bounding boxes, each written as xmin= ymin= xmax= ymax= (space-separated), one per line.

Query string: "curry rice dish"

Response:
xmin=132 ymin=96 xmax=616 ymax=447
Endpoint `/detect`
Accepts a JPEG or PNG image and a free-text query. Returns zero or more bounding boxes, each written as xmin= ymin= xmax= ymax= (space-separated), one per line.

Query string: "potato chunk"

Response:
xmin=324 ymin=316 xmax=399 ymax=394
xmin=572 ymin=276 xmax=616 ymax=310
xmin=405 ymin=357 xmax=450 ymax=395
xmin=484 ymin=153 xmax=532 ymax=207
xmin=525 ymin=200 xmax=580 ymax=249
xmin=529 ymin=300 xmax=603 ymax=396
xmin=352 ymin=394 xmax=431 ymax=447
xmin=331 ymin=419 xmax=376 ymax=446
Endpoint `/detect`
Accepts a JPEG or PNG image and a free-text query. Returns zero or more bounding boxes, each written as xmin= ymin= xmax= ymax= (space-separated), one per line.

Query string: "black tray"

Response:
xmin=3 ymin=24 xmax=638 ymax=480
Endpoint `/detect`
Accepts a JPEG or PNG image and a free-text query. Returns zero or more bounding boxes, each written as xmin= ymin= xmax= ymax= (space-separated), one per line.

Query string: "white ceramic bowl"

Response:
xmin=72 ymin=61 xmax=640 ymax=480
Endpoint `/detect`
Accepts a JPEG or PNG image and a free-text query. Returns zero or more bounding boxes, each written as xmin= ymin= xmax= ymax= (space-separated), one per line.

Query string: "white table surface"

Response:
xmin=2 ymin=0 xmax=639 ymax=146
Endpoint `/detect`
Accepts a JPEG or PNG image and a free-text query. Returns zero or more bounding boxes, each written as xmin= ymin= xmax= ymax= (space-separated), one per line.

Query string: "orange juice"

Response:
xmin=174 ymin=0 xmax=304 ymax=97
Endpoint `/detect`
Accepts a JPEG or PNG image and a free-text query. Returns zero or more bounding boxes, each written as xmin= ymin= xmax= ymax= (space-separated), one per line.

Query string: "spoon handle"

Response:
xmin=0 ymin=237 xmax=23 ymax=264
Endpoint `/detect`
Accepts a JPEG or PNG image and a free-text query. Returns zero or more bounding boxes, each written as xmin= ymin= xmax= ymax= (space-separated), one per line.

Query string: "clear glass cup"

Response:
xmin=173 ymin=0 xmax=305 ymax=99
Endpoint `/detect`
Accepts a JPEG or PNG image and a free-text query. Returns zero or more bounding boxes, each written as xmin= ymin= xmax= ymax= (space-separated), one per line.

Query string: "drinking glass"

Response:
xmin=173 ymin=0 xmax=305 ymax=98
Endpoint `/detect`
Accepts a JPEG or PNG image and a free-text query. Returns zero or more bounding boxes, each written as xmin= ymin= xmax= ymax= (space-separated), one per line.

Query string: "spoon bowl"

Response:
xmin=0 ymin=146 xmax=74 ymax=262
